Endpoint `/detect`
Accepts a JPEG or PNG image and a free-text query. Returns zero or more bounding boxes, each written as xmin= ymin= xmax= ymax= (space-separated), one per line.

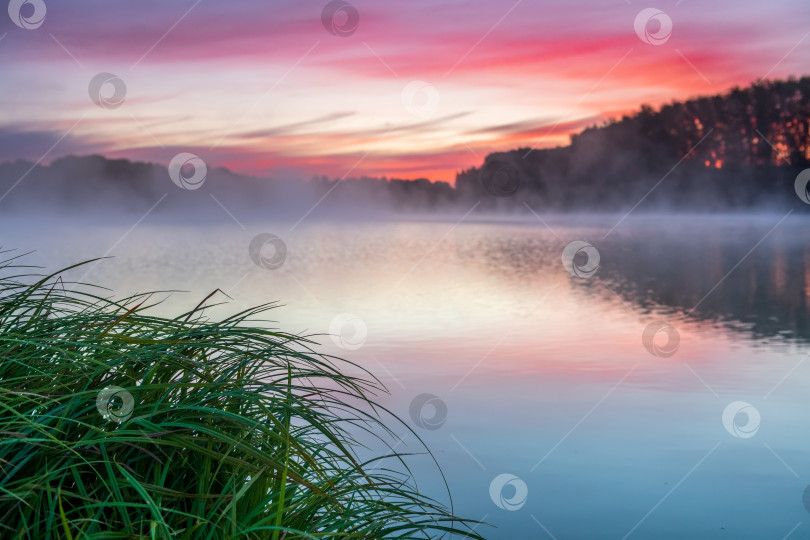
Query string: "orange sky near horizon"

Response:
xmin=0 ymin=0 xmax=809 ymax=182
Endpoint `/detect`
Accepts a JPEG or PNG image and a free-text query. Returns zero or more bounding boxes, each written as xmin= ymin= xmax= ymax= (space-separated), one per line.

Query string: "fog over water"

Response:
xmin=3 ymin=0 xmax=810 ymax=535
xmin=1 ymin=154 xmax=807 ymax=227
xmin=4 ymin=207 xmax=810 ymax=539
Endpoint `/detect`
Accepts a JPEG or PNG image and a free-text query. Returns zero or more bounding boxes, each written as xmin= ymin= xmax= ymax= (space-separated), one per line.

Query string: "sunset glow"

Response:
xmin=1 ymin=0 xmax=808 ymax=181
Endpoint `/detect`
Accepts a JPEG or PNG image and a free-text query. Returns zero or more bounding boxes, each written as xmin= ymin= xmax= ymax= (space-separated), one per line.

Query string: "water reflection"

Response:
xmin=4 ymin=214 xmax=810 ymax=539
xmin=13 ymin=215 xmax=809 ymax=346
xmin=597 ymin=217 xmax=810 ymax=344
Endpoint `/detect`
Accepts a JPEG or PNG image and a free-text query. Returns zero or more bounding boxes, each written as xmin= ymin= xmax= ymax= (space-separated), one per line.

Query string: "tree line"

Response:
xmin=454 ymin=76 xmax=810 ymax=211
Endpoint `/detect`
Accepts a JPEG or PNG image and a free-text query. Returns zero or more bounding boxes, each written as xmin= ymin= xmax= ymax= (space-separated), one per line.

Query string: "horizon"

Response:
xmin=5 ymin=3 xmax=810 ymax=539
xmin=1 ymin=74 xmax=804 ymax=186
xmin=2 ymin=0 xmax=809 ymax=182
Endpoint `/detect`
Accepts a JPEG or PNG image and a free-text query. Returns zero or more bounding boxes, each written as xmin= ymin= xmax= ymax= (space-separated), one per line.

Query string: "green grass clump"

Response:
xmin=0 ymin=252 xmax=484 ymax=539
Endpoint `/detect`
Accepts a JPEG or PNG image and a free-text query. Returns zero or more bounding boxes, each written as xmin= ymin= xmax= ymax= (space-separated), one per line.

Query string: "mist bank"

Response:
xmin=2 ymin=77 xmax=810 ymax=220
xmin=0 ymin=155 xmax=805 ymax=223
xmin=0 ymin=155 xmax=459 ymax=221
xmin=456 ymin=76 xmax=810 ymax=213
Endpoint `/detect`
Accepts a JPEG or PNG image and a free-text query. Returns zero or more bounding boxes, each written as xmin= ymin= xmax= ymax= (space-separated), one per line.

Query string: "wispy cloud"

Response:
xmin=1 ymin=0 xmax=808 ymax=181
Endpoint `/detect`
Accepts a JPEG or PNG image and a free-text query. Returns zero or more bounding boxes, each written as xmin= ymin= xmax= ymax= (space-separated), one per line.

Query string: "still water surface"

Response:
xmin=6 ymin=214 xmax=810 ymax=539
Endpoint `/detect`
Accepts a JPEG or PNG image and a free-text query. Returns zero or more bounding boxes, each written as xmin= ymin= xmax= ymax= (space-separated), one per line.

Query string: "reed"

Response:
xmin=0 ymin=251 xmax=484 ymax=539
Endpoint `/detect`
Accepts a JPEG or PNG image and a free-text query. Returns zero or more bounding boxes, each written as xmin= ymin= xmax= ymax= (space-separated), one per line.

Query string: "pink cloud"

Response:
xmin=1 ymin=0 xmax=808 ymax=181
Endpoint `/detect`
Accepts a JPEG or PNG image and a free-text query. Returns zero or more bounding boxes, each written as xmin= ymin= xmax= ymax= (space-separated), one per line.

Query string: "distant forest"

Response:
xmin=2 ymin=76 xmax=809 ymax=215
xmin=452 ymin=76 xmax=810 ymax=211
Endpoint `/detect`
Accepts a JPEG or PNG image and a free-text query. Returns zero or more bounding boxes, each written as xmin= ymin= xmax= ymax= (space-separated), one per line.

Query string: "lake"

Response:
xmin=4 ymin=212 xmax=810 ymax=539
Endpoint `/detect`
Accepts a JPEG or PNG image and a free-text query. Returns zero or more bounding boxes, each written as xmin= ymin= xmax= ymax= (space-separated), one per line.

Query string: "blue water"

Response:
xmin=5 ymin=213 xmax=810 ymax=539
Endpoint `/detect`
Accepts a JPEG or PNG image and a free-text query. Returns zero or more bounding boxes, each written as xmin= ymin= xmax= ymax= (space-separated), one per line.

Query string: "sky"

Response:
xmin=0 ymin=0 xmax=809 ymax=182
